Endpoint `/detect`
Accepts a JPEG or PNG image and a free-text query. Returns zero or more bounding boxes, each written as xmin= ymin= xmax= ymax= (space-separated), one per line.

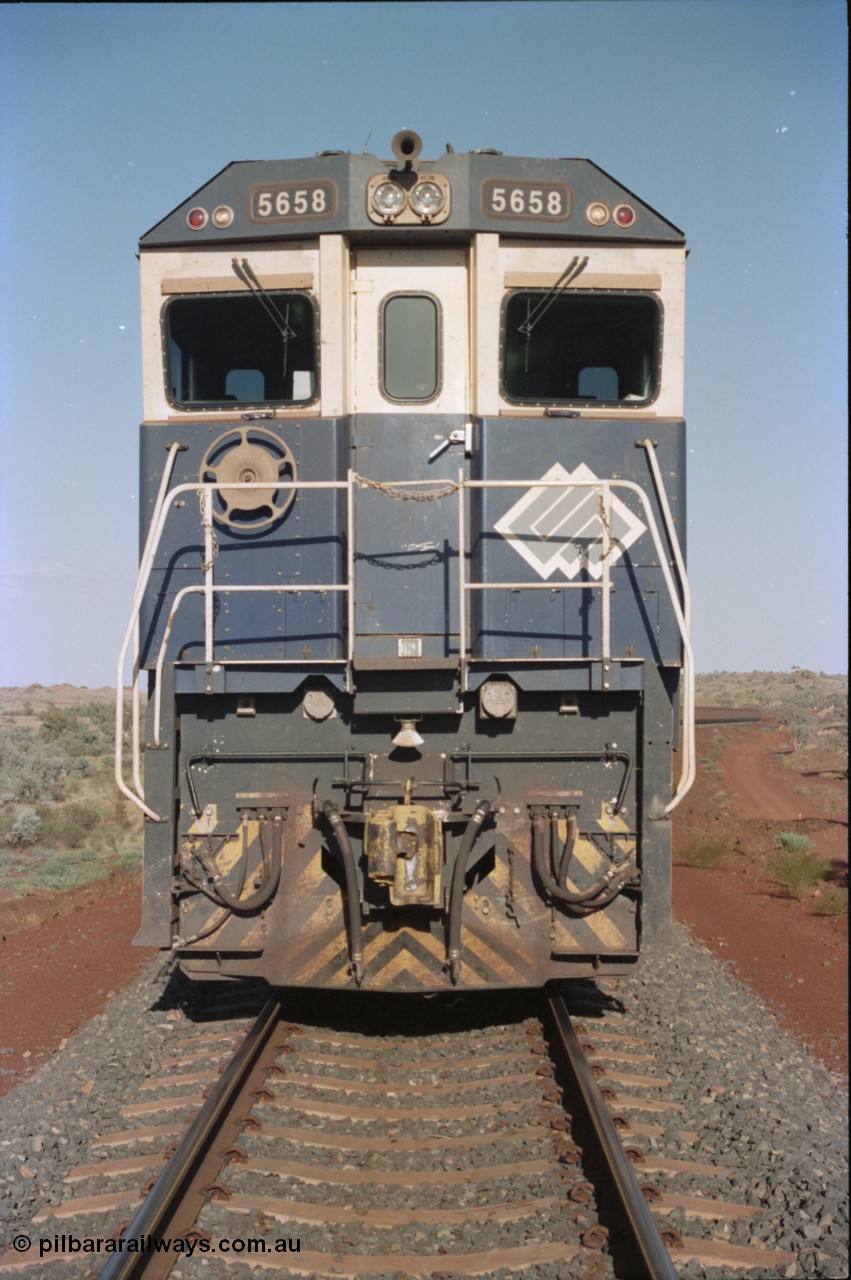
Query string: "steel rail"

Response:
xmin=547 ymin=991 xmax=680 ymax=1280
xmin=97 ymin=992 xmax=283 ymax=1280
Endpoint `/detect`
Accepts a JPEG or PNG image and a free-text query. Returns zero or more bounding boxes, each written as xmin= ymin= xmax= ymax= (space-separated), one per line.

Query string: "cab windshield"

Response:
xmin=502 ymin=291 xmax=660 ymax=405
xmin=165 ymin=291 xmax=318 ymax=407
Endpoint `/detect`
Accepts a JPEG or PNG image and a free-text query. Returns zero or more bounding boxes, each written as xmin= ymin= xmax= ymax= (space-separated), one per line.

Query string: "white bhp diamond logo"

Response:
xmin=494 ymin=462 xmax=646 ymax=581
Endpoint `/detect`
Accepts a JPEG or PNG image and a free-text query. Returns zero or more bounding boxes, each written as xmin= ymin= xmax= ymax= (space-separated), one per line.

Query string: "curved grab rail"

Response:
xmin=151 ymin=581 xmax=348 ymax=745
xmin=459 ymin=473 xmax=694 ymax=813
xmin=637 ymin=440 xmax=695 ymax=812
xmin=114 ymin=442 xmax=184 ymax=821
xmin=115 ymin=472 xmax=348 ymax=819
xmin=117 ymin=464 xmax=692 ymax=819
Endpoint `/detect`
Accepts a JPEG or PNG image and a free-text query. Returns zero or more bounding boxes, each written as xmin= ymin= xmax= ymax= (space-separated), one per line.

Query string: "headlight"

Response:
xmin=410 ymin=180 xmax=445 ymax=219
xmin=372 ymin=181 xmax=406 ymax=219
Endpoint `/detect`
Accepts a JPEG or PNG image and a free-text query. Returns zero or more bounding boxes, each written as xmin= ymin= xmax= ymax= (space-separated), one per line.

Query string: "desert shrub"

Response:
xmin=0 ymin=694 xmax=145 ymax=895
xmin=677 ymin=838 xmax=727 ymax=869
xmin=769 ymin=849 xmax=824 ymax=898
xmin=0 ymin=731 xmax=70 ymax=803
xmin=38 ymin=706 xmax=82 ymax=742
xmin=39 ymin=800 xmax=101 ymax=849
xmin=811 ymin=887 xmax=848 ymax=917
xmin=4 ymin=806 xmax=41 ymax=847
xmin=695 ymin=671 xmax=847 ymax=757
xmin=774 ymin=831 xmax=811 ymax=855
xmin=24 ymin=849 xmax=106 ymax=892
xmin=116 ymin=843 xmax=142 ymax=871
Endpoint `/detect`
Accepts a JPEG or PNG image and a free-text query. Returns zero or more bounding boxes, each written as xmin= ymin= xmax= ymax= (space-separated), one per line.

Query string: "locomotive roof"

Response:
xmin=140 ymin=146 xmax=685 ymax=249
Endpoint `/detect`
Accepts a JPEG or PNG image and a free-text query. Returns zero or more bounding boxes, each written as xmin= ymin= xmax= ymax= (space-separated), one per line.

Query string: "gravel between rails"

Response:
xmin=0 ymin=924 xmax=847 ymax=1280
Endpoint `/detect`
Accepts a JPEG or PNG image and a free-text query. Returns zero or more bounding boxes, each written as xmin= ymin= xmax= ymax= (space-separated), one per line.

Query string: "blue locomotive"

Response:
xmin=116 ymin=132 xmax=693 ymax=990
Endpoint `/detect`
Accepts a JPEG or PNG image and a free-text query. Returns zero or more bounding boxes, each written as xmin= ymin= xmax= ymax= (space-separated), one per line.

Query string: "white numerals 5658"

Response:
xmin=484 ymin=181 xmax=571 ymax=220
xmin=250 ymin=182 xmax=335 ymax=221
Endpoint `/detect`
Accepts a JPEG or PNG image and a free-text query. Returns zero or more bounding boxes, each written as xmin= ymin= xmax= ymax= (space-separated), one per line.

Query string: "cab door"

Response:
xmin=350 ymin=247 xmax=470 ymax=662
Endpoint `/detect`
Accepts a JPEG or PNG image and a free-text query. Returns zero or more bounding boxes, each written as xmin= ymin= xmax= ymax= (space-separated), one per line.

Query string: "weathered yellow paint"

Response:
xmin=456 ymin=927 xmax=520 ymax=984
xmin=582 ymin=911 xmax=630 ymax=950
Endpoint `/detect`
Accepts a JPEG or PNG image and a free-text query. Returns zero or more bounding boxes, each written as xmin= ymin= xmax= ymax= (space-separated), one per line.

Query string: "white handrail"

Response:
xmin=636 ymin=440 xmax=695 ymax=812
xmin=152 ymin=582 xmax=348 ymax=745
xmin=460 ymin=474 xmax=694 ymax=813
xmin=115 ymin=442 xmax=184 ymax=820
xmin=118 ymin=464 xmax=692 ymax=820
xmin=115 ymin=472 xmax=349 ymax=818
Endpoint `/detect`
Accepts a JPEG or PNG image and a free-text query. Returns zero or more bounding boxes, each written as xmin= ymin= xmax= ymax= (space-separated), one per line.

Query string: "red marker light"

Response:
xmin=186 ymin=207 xmax=208 ymax=230
xmin=613 ymin=203 xmax=636 ymax=228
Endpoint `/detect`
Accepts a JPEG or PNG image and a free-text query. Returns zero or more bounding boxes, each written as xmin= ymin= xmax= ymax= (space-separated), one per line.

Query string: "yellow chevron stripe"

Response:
xmin=362 ymin=947 xmax=441 ymax=988
xmin=490 ymin=858 xmax=509 ymax=890
xmin=456 ymin=926 xmax=519 ymax=985
xmin=289 ymin=920 xmax=348 ymax=984
xmin=572 ymin=836 xmax=606 ymax=876
xmin=363 ymin=925 xmax=446 ymax=966
xmin=550 ymin=908 xmax=631 ymax=952
xmin=584 ymin=911 xmax=630 ymax=949
xmin=184 ymin=812 xmax=260 ymax=879
xmin=289 ymin=848 xmax=327 ymax=898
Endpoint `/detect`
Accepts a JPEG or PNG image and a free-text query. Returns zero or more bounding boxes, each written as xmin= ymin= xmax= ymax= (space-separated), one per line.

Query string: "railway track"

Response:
xmin=1 ymin=984 xmax=800 ymax=1280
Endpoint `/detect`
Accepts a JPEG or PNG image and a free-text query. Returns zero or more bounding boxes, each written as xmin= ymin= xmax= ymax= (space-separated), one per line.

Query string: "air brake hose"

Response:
xmin=195 ymin=814 xmax=283 ymax=913
xmin=321 ymin=801 xmax=364 ymax=984
xmin=447 ymin=800 xmax=493 ymax=984
xmin=532 ymin=815 xmax=636 ymax=913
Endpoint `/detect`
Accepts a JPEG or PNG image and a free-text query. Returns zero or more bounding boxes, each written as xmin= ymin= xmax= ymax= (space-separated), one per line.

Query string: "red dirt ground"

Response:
xmin=0 ymin=720 xmax=846 ymax=1098
xmin=672 ymin=722 xmax=847 ymax=1078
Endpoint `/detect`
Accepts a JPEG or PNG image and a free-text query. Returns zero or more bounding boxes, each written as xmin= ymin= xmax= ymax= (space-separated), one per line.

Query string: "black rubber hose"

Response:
xmin=194 ymin=816 xmax=282 ymax=914
xmin=532 ymin=815 xmax=635 ymax=912
xmin=447 ymin=800 xmax=493 ymax=983
xmin=557 ymin=813 xmax=579 ymax=884
xmin=322 ymin=801 xmax=364 ymax=984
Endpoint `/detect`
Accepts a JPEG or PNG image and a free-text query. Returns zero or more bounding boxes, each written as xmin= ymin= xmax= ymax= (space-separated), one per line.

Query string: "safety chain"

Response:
xmin=505 ymin=841 xmax=520 ymax=927
xmin=354 ymin=473 xmax=460 ymax=503
xmin=596 ymin=485 xmax=616 ymax=559
xmin=198 ymin=489 xmax=220 ymax=572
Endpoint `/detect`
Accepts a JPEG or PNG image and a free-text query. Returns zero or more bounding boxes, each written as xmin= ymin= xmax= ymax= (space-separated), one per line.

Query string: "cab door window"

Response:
xmin=379 ymin=292 xmax=441 ymax=402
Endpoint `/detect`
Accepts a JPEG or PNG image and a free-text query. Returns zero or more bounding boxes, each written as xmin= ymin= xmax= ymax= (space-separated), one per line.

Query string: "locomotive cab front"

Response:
xmin=117 ymin=133 xmax=693 ymax=991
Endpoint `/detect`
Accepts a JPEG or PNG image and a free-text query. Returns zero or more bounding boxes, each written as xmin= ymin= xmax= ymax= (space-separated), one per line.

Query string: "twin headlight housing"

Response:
xmin=368 ymin=174 xmax=451 ymax=225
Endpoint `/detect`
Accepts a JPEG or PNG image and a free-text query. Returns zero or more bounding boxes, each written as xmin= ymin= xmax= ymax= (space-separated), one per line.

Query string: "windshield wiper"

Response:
xmin=232 ymin=257 xmax=299 ymax=378
xmin=518 ymin=255 xmax=589 ymax=335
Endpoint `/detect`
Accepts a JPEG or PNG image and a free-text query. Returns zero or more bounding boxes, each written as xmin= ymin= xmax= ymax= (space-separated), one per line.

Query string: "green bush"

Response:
xmin=26 ymin=849 xmax=106 ymax=892
xmin=812 ymin=888 xmax=848 ymax=917
xmin=4 ymin=806 xmax=41 ymax=847
xmin=116 ymin=843 xmax=142 ymax=871
xmin=0 ymin=731 xmax=70 ymax=802
xmin=677 ymin=838 xmax=727 ymax=869
xmin=774 ymin=831 xmax=812 ymax=855
xmin=38 ymin=706 xmax=83 ymax=741
xmin=769 ymin=849 xmax=824 ymax=898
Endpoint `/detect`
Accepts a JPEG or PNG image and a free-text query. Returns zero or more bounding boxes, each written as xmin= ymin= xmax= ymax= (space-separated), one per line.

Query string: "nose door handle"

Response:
xmin=428 ymin=427 xmax=469 ymax=462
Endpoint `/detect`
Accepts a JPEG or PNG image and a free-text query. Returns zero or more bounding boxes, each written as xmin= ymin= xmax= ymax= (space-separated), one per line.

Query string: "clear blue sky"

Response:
xmin=0 ymin=0 xmax=846 ymax=685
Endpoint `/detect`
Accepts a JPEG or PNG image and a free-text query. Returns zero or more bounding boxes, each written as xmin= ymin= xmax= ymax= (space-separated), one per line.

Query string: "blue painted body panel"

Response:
xmin=473 ymin=419 xmax=685 ymax=664
xmin=138 ymin=420 xmax=347 ymax=667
